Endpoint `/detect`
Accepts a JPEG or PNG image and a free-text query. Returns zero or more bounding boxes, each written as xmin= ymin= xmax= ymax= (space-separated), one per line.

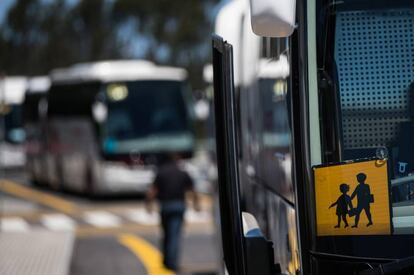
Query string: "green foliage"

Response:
xmin=0 ymin=0 xmax=220 ymax=89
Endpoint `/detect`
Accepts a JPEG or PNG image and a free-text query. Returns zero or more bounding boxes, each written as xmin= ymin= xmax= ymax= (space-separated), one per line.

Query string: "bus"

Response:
xmin=31 ymin=60 xmax=207 ymax=195
xmin=23 ymin=76 xmax=50 ymax=184
xmin=0 ymin=76 xmax=27 ymax=169
xmin=212 ymin=0 xmax=414 ymax=274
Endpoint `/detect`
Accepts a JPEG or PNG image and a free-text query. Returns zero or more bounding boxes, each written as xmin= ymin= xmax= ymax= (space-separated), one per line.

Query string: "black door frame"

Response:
xmin=212 ymin=35 xmax=247 ymax=275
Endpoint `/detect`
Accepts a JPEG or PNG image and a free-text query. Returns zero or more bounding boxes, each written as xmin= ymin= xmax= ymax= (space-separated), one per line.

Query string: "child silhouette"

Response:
xmin=329 ymin=183 xmax=353 ymax=228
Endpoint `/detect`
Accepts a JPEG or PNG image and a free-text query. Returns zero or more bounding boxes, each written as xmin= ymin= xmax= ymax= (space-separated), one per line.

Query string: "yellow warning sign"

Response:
xmin=314 ymin=159 xmax=391 ymax=236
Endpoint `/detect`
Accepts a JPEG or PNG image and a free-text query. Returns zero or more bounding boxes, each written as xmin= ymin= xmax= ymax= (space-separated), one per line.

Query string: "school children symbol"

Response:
xmin=314 ymin=160 xmax=391 ymax=236
xmin=328 ymin=173 xmax=373 ymax=229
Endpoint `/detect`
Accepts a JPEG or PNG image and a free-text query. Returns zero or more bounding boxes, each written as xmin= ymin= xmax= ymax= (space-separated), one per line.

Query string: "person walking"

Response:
xmin=351 ymin=173 xmax=373 ymax=228
xmin=146 ymin=154 xmax=200 ymax=271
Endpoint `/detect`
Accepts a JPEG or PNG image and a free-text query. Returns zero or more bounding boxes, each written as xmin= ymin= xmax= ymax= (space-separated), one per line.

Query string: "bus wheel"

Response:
xmin=55 ymin=159 xmax=64 ymax=192
xmin=30 ymin=176 xmax=41 ymax=186
xmin=84 ymin=166 xmax=96 ymax=198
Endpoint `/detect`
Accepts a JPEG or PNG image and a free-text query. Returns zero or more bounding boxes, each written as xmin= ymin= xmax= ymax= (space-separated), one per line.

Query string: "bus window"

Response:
xmin=255 ymin=57 xmax=293 ymax=203
xmin=103 ymin=81 xmax=193 ymax=154
xmin=48 ymin=82 xmax=101 ymax=117
xmin=260 ymin=78 xmax=290 ymax=149
xmin=314 ymin=0 xmax=414 ymax=257
xmin=4 ymin=105 xmax=24 ymax=144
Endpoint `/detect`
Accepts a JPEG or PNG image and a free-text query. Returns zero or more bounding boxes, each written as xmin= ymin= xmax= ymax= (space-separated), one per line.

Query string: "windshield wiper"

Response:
xmin=360 ymin=255 xmax=414 ymax=275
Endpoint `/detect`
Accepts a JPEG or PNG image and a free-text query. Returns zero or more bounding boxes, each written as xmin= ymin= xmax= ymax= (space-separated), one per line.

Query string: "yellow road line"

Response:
xmin=0 ymin=180 xmax=78 ymax=215
xmin=77 ymin=223 xmax=161 ymax=238
xmin=118 ymin=234 xmax=175 ymax=275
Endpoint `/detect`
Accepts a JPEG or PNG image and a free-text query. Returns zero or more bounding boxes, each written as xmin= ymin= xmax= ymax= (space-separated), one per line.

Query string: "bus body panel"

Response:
xmin=213 ymin=1 xmax=299 ymax=274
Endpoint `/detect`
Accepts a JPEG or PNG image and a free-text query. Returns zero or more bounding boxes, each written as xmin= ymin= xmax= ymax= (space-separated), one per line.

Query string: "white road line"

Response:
xmin=185 ymin=209 xmax=212 ymax=223
xmin=41 ymin=214 xmax=76 ymax=231
xmin=124 ymin=208 xmax=160 ymax=226
xmin=124 ymin=207 xmax=211 ymax=225
xmin=0 ymin=217 xmax=30 ymax=232
xmin=83 ymin=211 xmax=122 ymax=228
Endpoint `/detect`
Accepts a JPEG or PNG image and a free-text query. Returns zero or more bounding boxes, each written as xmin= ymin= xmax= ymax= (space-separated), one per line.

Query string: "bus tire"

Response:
xmin=84 ymin=165 xmax=96 ymax=198
xmin=55 ymin=158 xmax=64 ymax=192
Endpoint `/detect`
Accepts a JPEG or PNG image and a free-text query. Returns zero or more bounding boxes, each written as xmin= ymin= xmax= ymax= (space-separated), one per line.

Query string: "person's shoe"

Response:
xmin=344 ymin=224 xmax=349 ymax=228
xmin=352 ymin=225 xmax=358 ymax=228
xmin=367 ymin=222 xmax=373 ymax=227
xmin=334 ymin=225 xmax=340 ymax=228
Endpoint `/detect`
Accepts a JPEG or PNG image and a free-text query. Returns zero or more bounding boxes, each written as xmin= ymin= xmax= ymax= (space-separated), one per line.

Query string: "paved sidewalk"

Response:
xmin=0 ymin=230 xmax=74 ymax=275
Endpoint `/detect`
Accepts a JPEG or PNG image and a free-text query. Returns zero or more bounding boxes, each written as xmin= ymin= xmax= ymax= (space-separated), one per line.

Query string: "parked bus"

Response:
xmin=31 ymin=60 xmax=206 ymax=195
xmin=23 ymin=76 xmax=50 ymax=184
xmin=0 ymin=76 xmax=27 ymax=168
xmin=212 ymin=0 xmax=414 ymax=274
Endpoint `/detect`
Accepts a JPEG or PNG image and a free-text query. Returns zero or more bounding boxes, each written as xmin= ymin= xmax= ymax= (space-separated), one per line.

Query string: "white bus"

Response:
xmin=23 ymin=76 xmax=50 ymax=183
xmin=213 ymin=0 xmax=414 ymax=274
xmin=31 ymin=60 xmax=205 ymax=195
xmin=0 ymin=76 xmax=27 ymax=168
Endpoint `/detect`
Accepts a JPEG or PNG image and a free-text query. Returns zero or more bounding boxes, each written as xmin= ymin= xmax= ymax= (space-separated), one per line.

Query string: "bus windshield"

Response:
xmin=102 ymin=80 xmax=193 ymax=154
xmin=3 ymin=105 xmax=24 ymax=144
xmin=314 ymin=0 xmax=414 ymax=257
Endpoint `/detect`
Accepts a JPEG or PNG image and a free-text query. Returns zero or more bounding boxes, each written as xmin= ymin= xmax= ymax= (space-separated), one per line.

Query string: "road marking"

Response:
xmin=0 ymin=217 xmax=30 ymax=232
xmin=41 ymin=214 xmax=76 ymax=231
xmin=185 ymin=209 xmax=212 ymax=223
xmin=118 ymin=234 xmax=174 ymax=275
xmin=125 ymin=208 xmax=160 ymax=226
xmin=83 ymin=211 xmax=121 ymax=228
xmin=0 ymin=180 xmax=78 ymax=215
xmin=76 ymin=223 xmax=161 ymax=238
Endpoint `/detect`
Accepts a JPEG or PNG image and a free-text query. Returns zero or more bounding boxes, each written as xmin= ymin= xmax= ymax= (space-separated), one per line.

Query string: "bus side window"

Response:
xmin=393 ymin=83 xmax=414 ymax=178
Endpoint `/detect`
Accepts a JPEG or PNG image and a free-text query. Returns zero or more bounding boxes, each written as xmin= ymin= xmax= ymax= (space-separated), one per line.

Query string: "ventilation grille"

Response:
xmin=335 ymin=9 xmax=414 ymax=149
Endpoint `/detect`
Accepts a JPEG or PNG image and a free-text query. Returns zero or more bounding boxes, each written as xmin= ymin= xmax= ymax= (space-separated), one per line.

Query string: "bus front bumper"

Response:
xmin=97 ymin=163 xmax=155 ymax=194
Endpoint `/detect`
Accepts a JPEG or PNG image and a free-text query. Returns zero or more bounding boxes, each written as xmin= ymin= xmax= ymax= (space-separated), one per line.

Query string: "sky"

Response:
xmin=0 ymin=0 xmax=14 ymax=23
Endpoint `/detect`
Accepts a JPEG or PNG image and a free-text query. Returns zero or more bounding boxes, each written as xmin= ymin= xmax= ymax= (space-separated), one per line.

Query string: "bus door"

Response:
xmin=212 ymin=34 xmax=280 ymax=275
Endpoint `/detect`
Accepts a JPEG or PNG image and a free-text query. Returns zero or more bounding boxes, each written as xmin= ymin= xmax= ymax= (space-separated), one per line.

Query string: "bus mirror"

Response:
xmin=92 ymin=101 xmax=108 ymax=123
xmin=250 ymin=0 xmax=296 ymax=37
xmin=194 ymin=99 xmax=210 ymax=121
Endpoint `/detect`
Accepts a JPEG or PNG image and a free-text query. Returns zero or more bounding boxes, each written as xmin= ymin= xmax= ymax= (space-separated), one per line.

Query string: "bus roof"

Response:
xmin=0 ymin=76 xmax=27 ymax=104
xmin=50 ymin=60 xmax=188 ymax=84
xmin=27 ymin=76 xmax=50 ymax=94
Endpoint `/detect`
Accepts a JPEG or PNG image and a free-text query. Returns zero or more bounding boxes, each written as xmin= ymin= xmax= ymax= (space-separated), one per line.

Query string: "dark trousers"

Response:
xmin=355 ymin=204 xmax=372 ymax=226
xmin=160 ymin=200 xmax=185 ymax=271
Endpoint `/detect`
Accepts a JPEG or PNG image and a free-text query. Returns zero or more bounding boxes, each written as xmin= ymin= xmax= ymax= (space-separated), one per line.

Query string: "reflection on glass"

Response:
xmin=325 ymin=3 xmax=414 ymax=235
xmin=103 ymin=80 xmax=193 ymax=154
xmin=259 ymin=78 xmax=290 ymax=148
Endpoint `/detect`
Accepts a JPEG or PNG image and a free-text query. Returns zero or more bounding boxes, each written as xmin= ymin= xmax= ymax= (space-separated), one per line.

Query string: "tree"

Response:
xmin=112 ymin=0 xmax=220 ymax=88
xmin=0 ymin=0 xmax=122 ymax=76
xmin=0 ymin=0 xmax=220 ymax=89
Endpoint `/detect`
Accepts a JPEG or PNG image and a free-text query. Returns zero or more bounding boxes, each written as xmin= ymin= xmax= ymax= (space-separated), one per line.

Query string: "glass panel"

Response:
xmin=260 ymin=78 xmax=290 ymax=148
xmin=48 ymin=82 xmax=101 ymax=116
xmin=334 ymin=7 xmax=414 ymax=235
xmin=317 ymin=0 xmax=414 ymax=239
xmin=102 ymin=80 xmax=193 ymax=154
xmin=4 ymin=105 xmax=24 ymax=144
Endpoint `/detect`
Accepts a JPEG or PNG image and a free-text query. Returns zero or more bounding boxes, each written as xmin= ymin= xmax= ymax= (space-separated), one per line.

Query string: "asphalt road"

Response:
xmin=0 ymin=169 xmax=220 ymax=275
